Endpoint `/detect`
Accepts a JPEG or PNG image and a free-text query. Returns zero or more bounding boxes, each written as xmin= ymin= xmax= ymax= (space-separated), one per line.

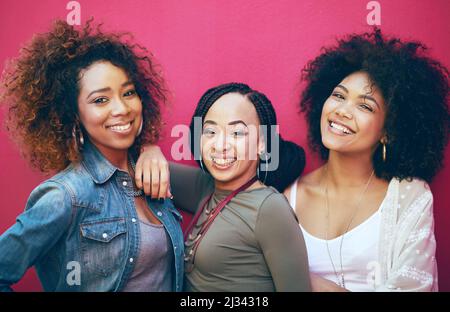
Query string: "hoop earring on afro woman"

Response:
xmin=136 ymin=118 xmax=143 ymax=137
xmin=380 ymin=137 xmax=388 ymax=162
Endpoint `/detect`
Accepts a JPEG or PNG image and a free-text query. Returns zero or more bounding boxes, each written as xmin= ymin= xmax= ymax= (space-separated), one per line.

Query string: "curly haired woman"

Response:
xmin=0 ymin=20 xmax=184 ymax=292
xmin=285 ymin=29 xmax=449 ymax=291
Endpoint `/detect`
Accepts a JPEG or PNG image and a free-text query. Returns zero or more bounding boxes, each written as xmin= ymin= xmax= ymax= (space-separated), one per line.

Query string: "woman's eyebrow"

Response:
xmin=228 ymin=120 xmax=248 ymax=127
xmin=203 ymin=120 xmax=248 ymax=127
xmin=203 ymin=120 xmax=217 ymax=125
xmin=360 ymin=94 xmax=380 ymax=108
xmin=86 ymin=87 xmax=111 ymax=99
xmin=336 ymin=84 xmax=349 ymax=93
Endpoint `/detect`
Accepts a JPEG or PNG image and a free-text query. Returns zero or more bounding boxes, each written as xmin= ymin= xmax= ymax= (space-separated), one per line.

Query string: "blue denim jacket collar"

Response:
xmin=81 ymin=140 xmax=123 ymax=184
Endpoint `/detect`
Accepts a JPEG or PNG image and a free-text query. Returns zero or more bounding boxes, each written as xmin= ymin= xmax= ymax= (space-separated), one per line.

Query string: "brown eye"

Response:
xmin=231 ymin=130 xmax=246 ymax=137
xmin=360 ymin=104 xmax=374 ymax=112
xmin=93 ymin=97 xmax=108 ymax=104
xmin=202 ymin=128 xmax=215 ymax=137
xmin=124 ymin=89 xmax=136 ymax=97
xmin=332 ymin=92 xmax=345 ymax=100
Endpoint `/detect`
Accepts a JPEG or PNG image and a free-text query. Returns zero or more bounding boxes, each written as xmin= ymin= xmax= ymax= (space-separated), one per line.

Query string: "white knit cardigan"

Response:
xmin=376 ymin=178 xmax=438 ymax=291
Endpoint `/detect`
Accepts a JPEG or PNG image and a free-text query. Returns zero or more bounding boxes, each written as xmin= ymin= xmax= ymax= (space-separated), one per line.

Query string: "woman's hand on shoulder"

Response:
xmin=135 ymin=145 xmax=172 ymax=199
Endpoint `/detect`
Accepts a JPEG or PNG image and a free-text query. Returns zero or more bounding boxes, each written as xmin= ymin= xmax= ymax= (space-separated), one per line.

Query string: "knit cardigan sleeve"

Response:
xmin=376 ymin=178 xmax=438 ymax=292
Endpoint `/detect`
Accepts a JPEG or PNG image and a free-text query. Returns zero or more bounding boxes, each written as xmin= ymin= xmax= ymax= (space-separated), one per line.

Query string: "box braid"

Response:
xmin=189 ymin=82 xmax=306 ymax=192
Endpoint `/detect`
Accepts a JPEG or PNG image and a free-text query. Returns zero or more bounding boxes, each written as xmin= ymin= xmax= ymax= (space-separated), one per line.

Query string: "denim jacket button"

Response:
xmin=157 ymin=211 xmax=162 ymax=217
xmin=129 ymin=258 xmax=134 ymax=263
xmin=122 ymin=181 xmax=128 ymax=186
xmin=102 ymin=233 xmax=108 ymax=239
xmin=131 ymin=218 xmax=137 ymax=223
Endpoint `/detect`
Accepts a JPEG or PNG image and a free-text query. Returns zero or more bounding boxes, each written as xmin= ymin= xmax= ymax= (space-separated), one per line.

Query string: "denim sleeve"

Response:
xmin=0 ymin=181 xmax=72 ymax=291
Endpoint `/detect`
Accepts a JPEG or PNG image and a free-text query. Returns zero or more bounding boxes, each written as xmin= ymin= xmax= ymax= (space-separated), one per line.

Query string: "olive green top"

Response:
xmin=170 ymin=163 xmax=310 ymax=292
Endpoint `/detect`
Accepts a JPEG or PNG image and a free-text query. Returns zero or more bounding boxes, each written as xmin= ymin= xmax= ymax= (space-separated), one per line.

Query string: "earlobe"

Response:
xmin=258 ymin=146 xmax=265 ymax=155
xmin=258 ymin=137 xmax=266 ymax=156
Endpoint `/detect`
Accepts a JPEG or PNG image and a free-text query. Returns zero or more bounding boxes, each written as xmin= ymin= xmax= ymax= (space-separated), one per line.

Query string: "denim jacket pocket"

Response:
xmin=80 ymin=218 xmax=127 ymax=278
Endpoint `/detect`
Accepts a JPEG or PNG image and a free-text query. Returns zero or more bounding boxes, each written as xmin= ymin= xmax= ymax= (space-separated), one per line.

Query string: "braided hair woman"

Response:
xmin=137 ymin=82 xmax=311 ymax=291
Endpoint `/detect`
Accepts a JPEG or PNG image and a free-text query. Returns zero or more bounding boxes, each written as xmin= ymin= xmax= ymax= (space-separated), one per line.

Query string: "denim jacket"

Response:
xmin=0 ymin=141 xmax=184 ymax=291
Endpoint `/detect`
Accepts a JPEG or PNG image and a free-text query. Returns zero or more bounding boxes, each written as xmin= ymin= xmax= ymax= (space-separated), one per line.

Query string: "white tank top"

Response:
xmin=289 ymin=178 xmax=383 ymax=292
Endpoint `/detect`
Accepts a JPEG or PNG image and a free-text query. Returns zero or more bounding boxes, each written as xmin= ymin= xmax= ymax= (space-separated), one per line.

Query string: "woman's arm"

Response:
xmin=0 ymin=181 xmax=72 ymax=291
xmin=254 ymin=193 xmax=311 ymax=291
xmin=135 ymin=145 xmax=172 ymax=199
xmin=168 ymin=162 xmax=214 ymax=214
xmin=135 ymin=145 xmax=213 ymax=214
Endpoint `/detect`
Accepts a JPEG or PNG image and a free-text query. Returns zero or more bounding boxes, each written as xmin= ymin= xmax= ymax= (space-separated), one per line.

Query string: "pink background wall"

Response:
xmin=0 ymin=0 xmax=448 ymax=291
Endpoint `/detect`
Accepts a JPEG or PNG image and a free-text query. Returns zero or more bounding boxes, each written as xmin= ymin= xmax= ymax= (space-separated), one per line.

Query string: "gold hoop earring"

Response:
xmin=72 ymin=120 xmax=84 ymax=151
xmin=136 ymin=119 xmax=143 ymax=137
xmin=79 ymin=129 xmax=84 ymax=145
xmin=382 ymin=142 xmax=386 ymax=162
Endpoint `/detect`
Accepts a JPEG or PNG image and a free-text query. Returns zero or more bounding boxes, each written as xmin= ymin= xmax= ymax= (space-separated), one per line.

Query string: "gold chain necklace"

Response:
xmin=324 ymin=166 xmax=375 ymax=288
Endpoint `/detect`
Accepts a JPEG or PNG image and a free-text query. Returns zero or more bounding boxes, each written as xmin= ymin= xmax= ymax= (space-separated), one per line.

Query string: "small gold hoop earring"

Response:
xmin=72 ymin=121 xmax=84 ymax=151
xmin=136 ymin=119 xmax=143 ymax=137
xmin=382 ymin=142 xmax=386 ymax=162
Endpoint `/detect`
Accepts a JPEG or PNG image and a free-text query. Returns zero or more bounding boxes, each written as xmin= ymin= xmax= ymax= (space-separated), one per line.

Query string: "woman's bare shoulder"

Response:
xmin=284 ymin=166 xmax=324 ymax=198
xmin=298 ymin=166 xmax=325 ymax=188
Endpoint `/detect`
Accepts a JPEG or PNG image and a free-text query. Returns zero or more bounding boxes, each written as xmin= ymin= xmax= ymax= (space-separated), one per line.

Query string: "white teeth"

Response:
xmin=330 ymin=122 xmax=353 ymax=134
xmin=212 ymin=157 xmax=236 ymax=166
xmin=108 ymin=122 xmax=131 ymax=132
